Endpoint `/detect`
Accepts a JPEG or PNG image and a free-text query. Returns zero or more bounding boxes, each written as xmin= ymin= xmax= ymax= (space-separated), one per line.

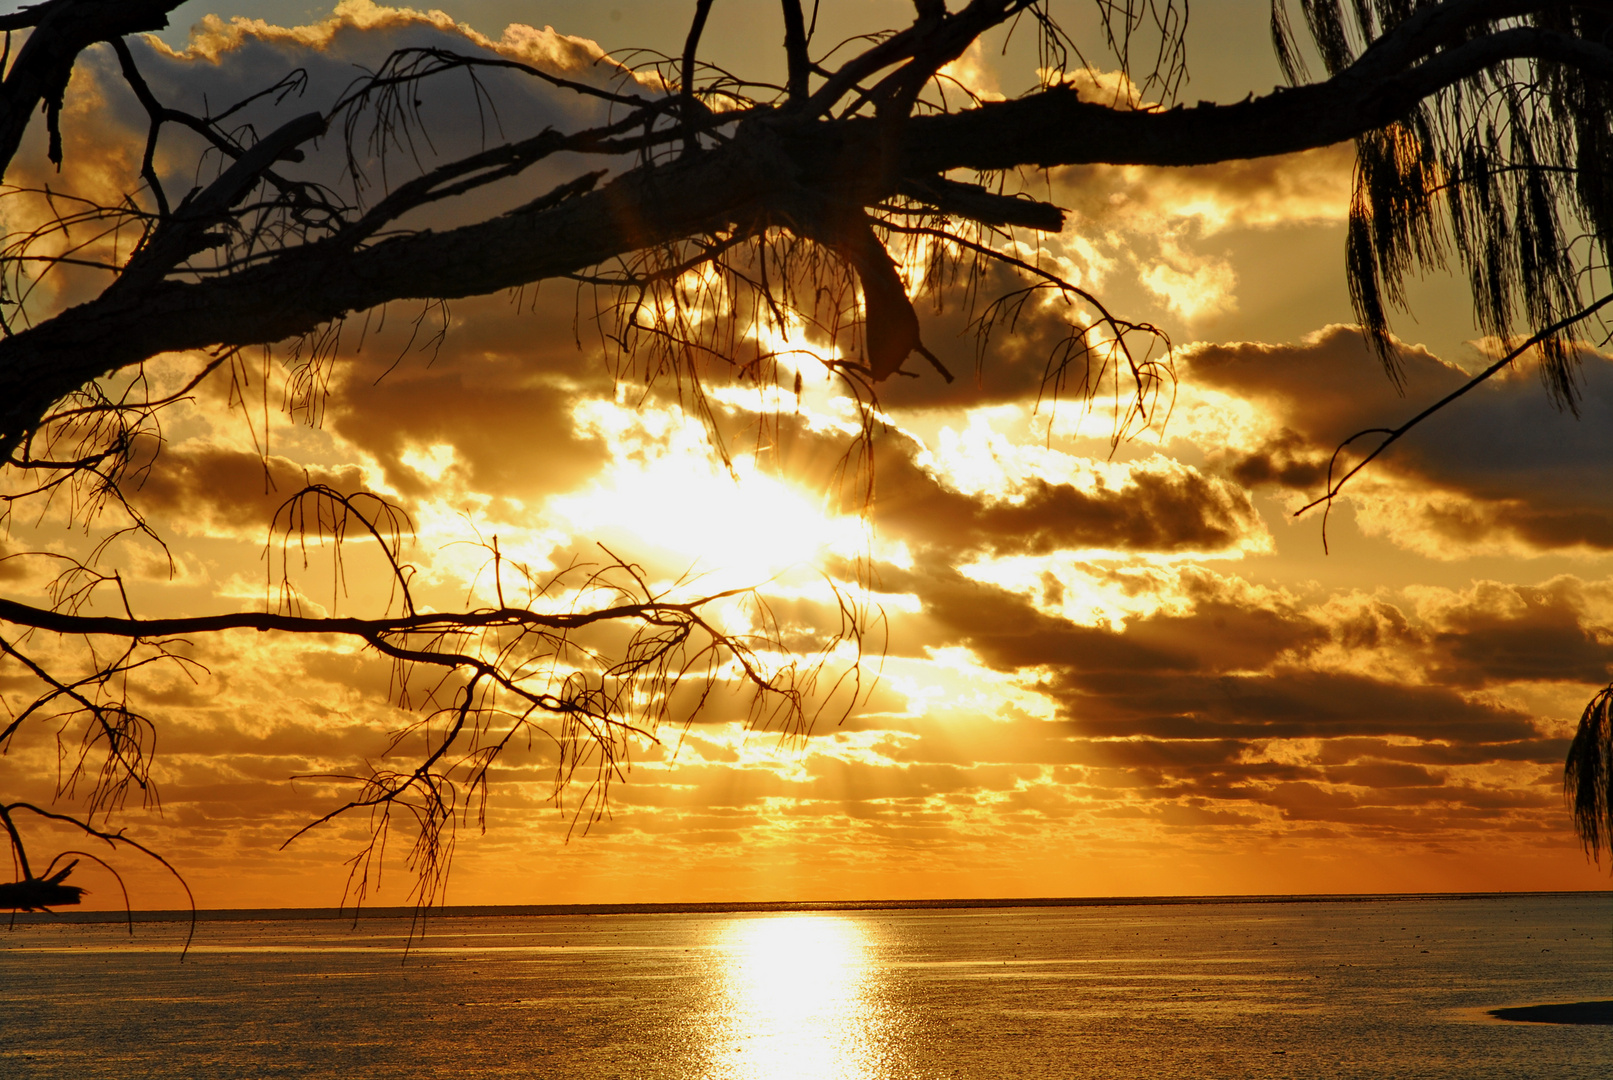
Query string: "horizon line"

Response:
xmin=13 ymin=889 xmax=1610 ymax=924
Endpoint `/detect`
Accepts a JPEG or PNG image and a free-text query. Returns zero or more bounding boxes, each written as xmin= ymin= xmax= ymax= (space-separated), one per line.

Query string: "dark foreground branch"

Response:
xmin=3 ymin=5 xmax=1608 ymax=459
xmin=0 ymin=0 xmax=185 ymax=175
xmin=0 ymin=592 xmax=744 ymax=639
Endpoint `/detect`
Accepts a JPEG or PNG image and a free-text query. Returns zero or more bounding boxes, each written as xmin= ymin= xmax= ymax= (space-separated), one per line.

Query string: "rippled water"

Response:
xmin=2 ymin=894 xmax=1610 ymax=1078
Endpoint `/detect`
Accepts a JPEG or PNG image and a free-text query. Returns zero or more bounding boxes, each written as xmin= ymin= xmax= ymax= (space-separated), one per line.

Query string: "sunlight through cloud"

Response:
xmin=556 ymin=401 xmax=868 ymax=592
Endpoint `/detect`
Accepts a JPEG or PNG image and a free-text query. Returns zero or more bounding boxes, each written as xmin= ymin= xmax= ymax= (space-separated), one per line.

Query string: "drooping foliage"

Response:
xmin=1566 ymin=685 xmax=1613 ymax=863
xmin=1276 ymin=0 xmax=1613 ymax=401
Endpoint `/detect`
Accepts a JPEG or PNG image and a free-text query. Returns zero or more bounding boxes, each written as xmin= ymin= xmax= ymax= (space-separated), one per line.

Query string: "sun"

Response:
xmin=552 ymin=401 xmax=866 ymax=592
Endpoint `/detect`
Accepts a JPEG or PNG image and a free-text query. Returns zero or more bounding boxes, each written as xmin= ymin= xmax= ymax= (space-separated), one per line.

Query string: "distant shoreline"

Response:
xmin=11 ymin=890 xmax=1607 ymax=925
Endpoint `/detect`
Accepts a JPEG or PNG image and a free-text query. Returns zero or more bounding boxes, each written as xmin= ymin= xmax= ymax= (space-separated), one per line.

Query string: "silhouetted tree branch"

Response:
xmin=3 ymin=2 xmax=1610 ymax=456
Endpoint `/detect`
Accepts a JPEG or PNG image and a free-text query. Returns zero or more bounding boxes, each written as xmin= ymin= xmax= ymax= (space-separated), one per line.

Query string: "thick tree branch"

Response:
xmin=0 ymin=0 xmax=183 ymax=174
xmin=1 ymin=2 xmax=1610 ymax=459
xmin=114 ymin=111 xmax=328 ymax=290
xmin=681 ymin=0 xmax=716 ymax=153
xmin=898 ymin=28 xmax=1613 ymax=172
xmin=781 ymin=0 xmax=811 ymax=101
xmin=897 ymin=175 xmax=1064 ymax=231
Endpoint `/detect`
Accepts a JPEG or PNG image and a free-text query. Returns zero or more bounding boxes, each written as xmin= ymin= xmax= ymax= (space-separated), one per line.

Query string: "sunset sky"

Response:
xmin=3 ymin=0 xmax=1611 ymax=910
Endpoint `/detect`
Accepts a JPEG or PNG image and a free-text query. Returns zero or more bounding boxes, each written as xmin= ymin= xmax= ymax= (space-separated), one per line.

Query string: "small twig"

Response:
xmin=1296 ymin=292 xmax=1613 ymax=550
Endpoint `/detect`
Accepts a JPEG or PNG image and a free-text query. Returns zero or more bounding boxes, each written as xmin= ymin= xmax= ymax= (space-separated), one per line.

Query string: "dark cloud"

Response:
xmin=1411 ymin=498 xmax=1613 ymax=554
xmin=129 ymin=444 xmax=373 ymax=532
xmin=1054 ymin=668 xmax=1537 ymax=743
xmin=329 ymin=350 xmax=608 ymax=501
xmin=1311 ymin=736 xmax=1569 ymax=767
xmin=1185 ymin=325 xmax=1464 ymax=434
xmin=1422 ymin=580 xmax=1613 ymax=687
xmin=1261 ymin=778 xmax=1558 ymax=826
xmin=864 ymin=556 xmax=1563 ymax=828
xmin=1227 ymin=427 xmax=1329 ymax=489
xmin=161 ymin=717 xmax=390 ymax=768
xmin=867 ymin=431 xmax=1260 ymax=558
xmin=100 ymin=9 xmax=630 ymax=223
xmin=889 ymin=558 xmax=1319 ymax=676
xmin=1321 ymin=761 xmax=1443 ymax=788
xmin=1189 ymin=325 xmax=1613 ymax=551
xmin=0 ymin=539 xmax=27 ymax=582
xmin=880 ymin=558 xmax=1191 ymax=670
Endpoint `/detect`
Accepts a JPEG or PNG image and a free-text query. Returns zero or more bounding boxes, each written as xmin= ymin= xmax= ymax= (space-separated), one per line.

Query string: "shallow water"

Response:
xmin=2 ymin=894 xmax=1610 ymax=1078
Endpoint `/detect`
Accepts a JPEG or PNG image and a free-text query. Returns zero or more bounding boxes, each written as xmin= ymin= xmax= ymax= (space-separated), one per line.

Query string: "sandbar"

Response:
xmin=1489 ymin=1001 xmax=1613 ymax=1025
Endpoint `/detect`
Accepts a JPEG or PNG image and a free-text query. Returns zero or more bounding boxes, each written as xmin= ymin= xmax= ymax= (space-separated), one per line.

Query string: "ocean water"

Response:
xmin=2 ymin=894 xmax=1610 ymax=1079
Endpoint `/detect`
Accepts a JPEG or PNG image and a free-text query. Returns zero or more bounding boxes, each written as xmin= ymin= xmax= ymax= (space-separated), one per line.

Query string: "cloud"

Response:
xmin=1181 ymin=324 xmax=1463 ymax=439
xmin=55 ymin=0 xmax=641 ymax=246
xmin=870 ymin=430 xmax=1264 ymax=558
xmin=168 ymin=1 xmax=635 ymax=87
xmin=1412 ymin=577 xmax=1613 ymax=688
xmin=1017 ymin=142 xmax=1356 ymax=335
xmin=1185 ymin=325 xmax=1613 ymax=555
xmin=1052 ymin=144 xmax=1355 ymax=236
xmin=325 ymin=311 xmax=610 ymax=503
xmin=0 ymin=538 xmax=32 ymax=582
xmin=937 ymin=38 xmax=1007 ymax=103
xmin=128 ymin=443 xmax=373 ymax=536
xmin=1055 ymin=667 xmax=1537 ymax=743
xmin=1138 ymin=240 xmax=1237 ymax=321
xmin=861 ymin=553 xmax=1587 ymax=829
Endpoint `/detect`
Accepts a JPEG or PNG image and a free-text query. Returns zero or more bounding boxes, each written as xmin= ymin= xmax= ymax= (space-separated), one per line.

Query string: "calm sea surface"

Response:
xmin=2 ymin=894 xmax=1610 ymax=1079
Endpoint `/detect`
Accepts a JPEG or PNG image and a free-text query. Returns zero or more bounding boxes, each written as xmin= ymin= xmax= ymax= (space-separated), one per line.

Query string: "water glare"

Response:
xmin=708 ymin=915 xmax=883 ymax=1080
xmin=3 ymin=896 xmax=1608 ymax=1078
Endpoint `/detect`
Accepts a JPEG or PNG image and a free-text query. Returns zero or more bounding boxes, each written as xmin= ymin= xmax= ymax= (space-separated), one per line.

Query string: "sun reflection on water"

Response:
xmin=707 ymin=915 xmax=887 ymax=1080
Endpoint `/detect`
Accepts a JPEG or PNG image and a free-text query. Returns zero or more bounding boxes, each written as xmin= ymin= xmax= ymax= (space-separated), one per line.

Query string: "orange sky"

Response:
xmin=2 ymin=1 xmax=1611 ymax=909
